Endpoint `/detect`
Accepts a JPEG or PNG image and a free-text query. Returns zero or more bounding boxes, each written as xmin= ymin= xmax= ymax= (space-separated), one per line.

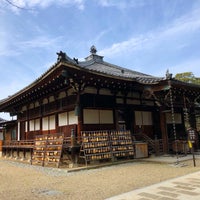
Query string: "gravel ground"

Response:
xmin=0 ymin=157 xmax=200 ymax=200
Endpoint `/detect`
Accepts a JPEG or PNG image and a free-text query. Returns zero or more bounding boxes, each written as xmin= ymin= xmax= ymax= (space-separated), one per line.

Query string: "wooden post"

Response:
xmin=192 ymin=147 xmax=196 ymax=167
xmin=160 ymin=108 xmax=168 ymax=153
xmin=23 ymin=149 xmax=26 ymax=160
xmin=17 ymin=148 xmax=20 ymax=159
xmin=77 ymin=111 xmax=83 ymax=142
xmin=0 ymin=140 xmax=2 ymax=157
xmin=154 ymin=140 xmax=159 ymax=156
xmin=188 ymin=140 xmax=196 ymax=167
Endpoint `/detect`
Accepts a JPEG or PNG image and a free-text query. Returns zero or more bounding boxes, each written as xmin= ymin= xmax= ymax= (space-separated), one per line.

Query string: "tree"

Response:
xmin=4 ymin=0 xmax=32 ymax=10
xmin=175 ymin=72 xmax=200 ymax=85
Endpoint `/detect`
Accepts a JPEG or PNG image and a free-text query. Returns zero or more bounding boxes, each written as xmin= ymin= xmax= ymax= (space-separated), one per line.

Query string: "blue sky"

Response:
xmin=1 ymin=0 xmax=200 ymax=119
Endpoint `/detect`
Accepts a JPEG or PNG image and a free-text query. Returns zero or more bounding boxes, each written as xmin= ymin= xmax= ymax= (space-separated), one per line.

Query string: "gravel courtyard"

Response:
xmin=0 ymin=157 xmax=200 ymax=200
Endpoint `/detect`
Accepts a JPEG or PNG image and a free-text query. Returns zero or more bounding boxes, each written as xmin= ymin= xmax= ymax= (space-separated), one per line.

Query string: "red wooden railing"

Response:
xmin=3 ymin=140 xmax=35 ymax=148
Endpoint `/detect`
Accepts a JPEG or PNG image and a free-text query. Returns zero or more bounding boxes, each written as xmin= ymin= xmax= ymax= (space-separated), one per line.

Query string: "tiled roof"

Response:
xmin=78 ymin=53 xmax=165 ymax=84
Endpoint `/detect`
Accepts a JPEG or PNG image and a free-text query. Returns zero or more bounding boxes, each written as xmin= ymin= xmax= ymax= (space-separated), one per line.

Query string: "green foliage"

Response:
xmin=175 ymin=72 xmax=200 ymax=85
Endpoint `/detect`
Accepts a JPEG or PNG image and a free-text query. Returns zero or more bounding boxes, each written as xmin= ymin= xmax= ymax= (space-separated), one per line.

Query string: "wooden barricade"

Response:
xmin=79 ymin=130 xmax=134 ymax=165
xmin=31 ymin=133 xmax=64 ymax=168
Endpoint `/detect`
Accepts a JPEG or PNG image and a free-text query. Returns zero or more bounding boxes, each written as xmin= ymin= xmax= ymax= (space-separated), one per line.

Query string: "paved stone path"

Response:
xmin=106 ymin=171 xmax=200 ymax=200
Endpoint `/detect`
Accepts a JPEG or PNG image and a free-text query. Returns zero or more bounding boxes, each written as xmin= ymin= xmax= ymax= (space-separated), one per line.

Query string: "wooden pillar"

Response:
xmin=17 ymin=121 xmax=20 ymax=141
xmin=0 ymin=140 xmax=2 ymax=157
xmin=76 ymin=92 xmax=83 ymax=142
xmin=77 ymin=112 xmax=83 ymax=142
xmin=23 ymin=149 xmax=26 ymax=159
xmin=160 ymin=108 xmax=168 ymax=153
xmin=114 ymin=108 xmax=119 ymax=130
xmin=11 ymin=148 xmax=14 ymax=158
xmin=27 ymin=104 xmax=30 ymax=138
xmin=39 ymin=100 xmax=43 ymax=135
xmin=17 ymin=148 xmax=20 ymax=159
xmin=55 ymin=95 xmax=59 ymax=134
xmin=70 ymin=80 xmax=85 ymax=142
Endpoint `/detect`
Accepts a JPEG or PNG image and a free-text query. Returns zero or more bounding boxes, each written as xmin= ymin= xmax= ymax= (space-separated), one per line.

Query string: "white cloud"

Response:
xmin=144 ymin=57 xmax=200 ymax=78
xmin=97 ymin=0 xmax=148 ymax=9
xmin=1 ymin=0 xmax=85 ymax=13
xmin=17 ymin=35 xmax=63 ymax=49
xmin=169 ymin=58 xmax=200 ymax=77
xmin=99 ymin=35 xmax=151 ymax=57
xmin=99 ymin=7 xmax=200 ymax=59
xmin=98 ymin=0 xmax=127 ymax=9
xmin=0 ymin=30 xmax=20 ymax=56
xmin=161 ymin=8 xmax=200 ymax=37
xmin=94 ymin=29 xmax=112 ymax=42
xmin=0 ymin=30 xmax=64 ymax=57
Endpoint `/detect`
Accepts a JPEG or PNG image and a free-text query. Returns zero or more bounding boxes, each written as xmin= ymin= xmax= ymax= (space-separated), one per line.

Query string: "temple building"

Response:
xmin=0 ymin=46 xmax=200 ymax=164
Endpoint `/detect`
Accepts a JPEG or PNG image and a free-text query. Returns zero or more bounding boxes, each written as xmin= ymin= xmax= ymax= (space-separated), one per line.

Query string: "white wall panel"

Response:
xmin=135 ymin=111 xmax=143 ymax=125
xmin=99 ymin=88 xmax=112 ymax=95
xmin=84 ymin=87 xmax=97 ymax=94
xmin=29 ymin=120 xmax=35 ymax=131
xmin=49 ymin=115 xmax=55 ymax=130
xmin=83 ymin=109 xmax=99 ymax=124
xmin=58 ymin=112 xmax=68 ymax=126
xmin=49 ymin=96 xmax=55 ymax=102
xmin=58 ymin=91 xmax=66 ymax=99
xmin=99 ymin=110 xmax=113 ymax=124
xmin=135 ymin=111 xmax=152 ymax=125
xmin=42 ymin=117 xmax=48 ymax=130
xmin=68 ymin=111 xmax=78 ymax=124
xmin=83 ymin=109 xmax=114 ymax=124
xmin=35 ymin=119 xmax=40 ymax=130
xmin=126 ymin=99 xmax=140 ymax=105
xmin=25 ymin=121 xmax=28 ymax=132
xmin=143 ymin=111 xmax=152 ymax=125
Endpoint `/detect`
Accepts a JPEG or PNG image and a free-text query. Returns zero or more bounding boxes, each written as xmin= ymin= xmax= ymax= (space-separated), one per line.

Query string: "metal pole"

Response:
xmin=192 ymin=147 xmax=196 ymax=167
xmin=188 ymin=140 xmax=196 ymax=167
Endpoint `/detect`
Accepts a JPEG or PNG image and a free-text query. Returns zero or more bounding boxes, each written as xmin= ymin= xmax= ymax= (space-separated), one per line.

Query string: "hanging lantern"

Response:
xmin=61 ymin=69 xmax=68 ymax=78
xmin=142 ymin=87 xmax=153 ymax=99
xmin=61 ymin=69 xmax=69 ymax=84
xmin=74 ymin=105 xmax=80 ymax=116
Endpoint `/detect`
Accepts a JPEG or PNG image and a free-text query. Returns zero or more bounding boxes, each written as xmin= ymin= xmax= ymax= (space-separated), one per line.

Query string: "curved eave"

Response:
xmin=170 ymin=79 xmax=200 ymax=94
xmin=0 ymin=58 xmax=164 ymax=111
xmin=172 ymin=79 xmax=200 ymax=88
xmin=0 ymin=61 xmax=67 ymax=110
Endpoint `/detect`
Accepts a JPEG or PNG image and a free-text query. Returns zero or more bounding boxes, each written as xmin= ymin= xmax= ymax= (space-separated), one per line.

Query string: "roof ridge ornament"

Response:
xmin=57 ymin=51 xmax=67 ymax=62
xmin=56 ymin=51 xmax=78 ymax=64
xmin=166 ymin=69 xmax=173 ymax=80
xmin=90 ymin=45 xmax=97 ymax=55
xmin=85 ymin=46 xmax=103 ymax=62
